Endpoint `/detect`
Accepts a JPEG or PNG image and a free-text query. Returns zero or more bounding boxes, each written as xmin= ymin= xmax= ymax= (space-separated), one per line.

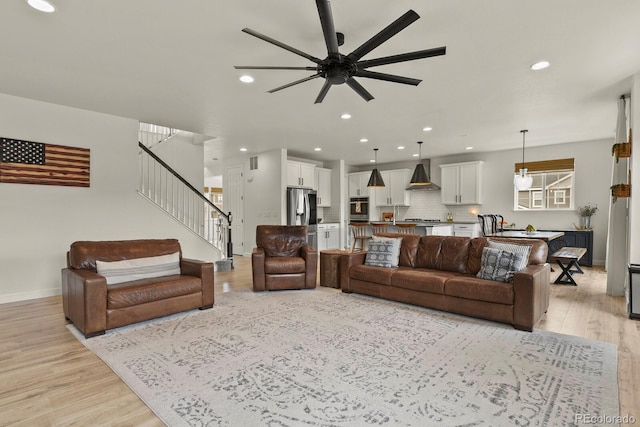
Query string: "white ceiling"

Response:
xmin=1 ymin=0 xmax=639 ymax=172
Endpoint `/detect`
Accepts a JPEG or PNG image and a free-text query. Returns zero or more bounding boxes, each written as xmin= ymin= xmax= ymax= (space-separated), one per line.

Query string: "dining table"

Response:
xmin=486 ymin=230 xmax=564 ymax=242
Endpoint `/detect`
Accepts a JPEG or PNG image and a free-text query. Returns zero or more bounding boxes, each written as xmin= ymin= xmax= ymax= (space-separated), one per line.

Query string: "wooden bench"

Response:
xmin=550 ymin=247 xmax=587 ymax=285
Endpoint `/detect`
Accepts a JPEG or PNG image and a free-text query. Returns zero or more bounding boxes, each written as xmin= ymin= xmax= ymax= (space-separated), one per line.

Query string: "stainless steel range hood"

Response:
xmin=406 ymin=159 xmax=441 ymax=191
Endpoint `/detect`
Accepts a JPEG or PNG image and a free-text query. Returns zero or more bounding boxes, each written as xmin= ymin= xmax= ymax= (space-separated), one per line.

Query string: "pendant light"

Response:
xmin=514 ymin=129 xmax=533 ymax=191
xmin=367 ymin=148 xmax=385 ymax=187
xmin=409 ymin=141 xmax=429 ymax=185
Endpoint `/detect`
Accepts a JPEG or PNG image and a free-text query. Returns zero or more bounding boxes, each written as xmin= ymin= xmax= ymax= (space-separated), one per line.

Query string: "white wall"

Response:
xmin=151 ymin=131 xmax=204 ymax=190
xmin=0 ymin=94 xmax=219 ymax=303
xmin=629 ymin=74 xmax=640 ymax=264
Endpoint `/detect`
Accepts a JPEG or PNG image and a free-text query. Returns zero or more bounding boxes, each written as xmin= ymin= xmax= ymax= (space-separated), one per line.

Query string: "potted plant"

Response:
xmin=611 ymin=183 xmax=631 ymax=203
xmin=577 ymin=203 xmax=598 ymax=229
xmin=525 ymin=224 xmax=537 ymax=234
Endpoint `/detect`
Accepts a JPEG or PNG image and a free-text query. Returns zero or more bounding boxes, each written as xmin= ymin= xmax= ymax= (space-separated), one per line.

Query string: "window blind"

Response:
xmin=514 ymin=158 xmax=574 ymax=173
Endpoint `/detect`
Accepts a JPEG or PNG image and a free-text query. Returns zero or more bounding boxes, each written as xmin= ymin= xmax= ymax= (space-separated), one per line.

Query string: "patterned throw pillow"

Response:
xmin=476 ymin=247 xmax=525 ymax=283
xmin=365 ymin=238 xmax=402 ymax=268
xmin=96 ymin=252 xmax=181 ymax=285
xmin=487 ymin=240 xmax=532 ymax=271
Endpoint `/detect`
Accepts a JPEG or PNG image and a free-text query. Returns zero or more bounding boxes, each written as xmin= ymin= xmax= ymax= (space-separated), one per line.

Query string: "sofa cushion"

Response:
xmin=96 ymin=252 xmax=181 ymax=285
xmin=264 ymin=256 xmax=306 ymax=274
xmin=107 ymin=275 xmax=202 ymax=309
xmin=256 ymin=225 xmax=307 ymax=257
xmin=375 ymin=233 xmax=421 ymax=267
xmin=415 ymin=236 xmax=470 ymax=273
xmin=391 ymin=268 xmax=459 ymax=294
xmin=365 ymin=237 xmax=402 ymax=267
xmin=350 ymin=264 xmax=395 ymax=286
xmin=487 ymin=240 xmax=531 ymax=272
xmin=69 ymin=239 xmax=182 ymax=272
xmin=476 ymin=247 xmax=525 ymax=283
xmin=444 ymin=275 xmax=514 ymax=305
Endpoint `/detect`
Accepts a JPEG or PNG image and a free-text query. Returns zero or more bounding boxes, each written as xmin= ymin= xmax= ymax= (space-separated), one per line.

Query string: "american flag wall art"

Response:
xmin=0 ymin=137 xmax=90 ymax=187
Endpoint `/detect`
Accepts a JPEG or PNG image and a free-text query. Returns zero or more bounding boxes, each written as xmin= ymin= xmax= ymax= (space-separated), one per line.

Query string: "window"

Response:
xmin=514 ymin=158 xmax=574 ymax=211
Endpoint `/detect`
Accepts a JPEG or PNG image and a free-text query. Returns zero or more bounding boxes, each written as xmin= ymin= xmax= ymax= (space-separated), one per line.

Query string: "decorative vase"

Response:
xmin=581 ymin=216 xmax=592 ymax=229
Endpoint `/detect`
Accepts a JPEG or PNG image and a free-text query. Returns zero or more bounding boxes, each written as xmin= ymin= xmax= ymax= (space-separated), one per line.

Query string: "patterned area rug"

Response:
xmin=68 ymin=289 xmax=619 ymax=426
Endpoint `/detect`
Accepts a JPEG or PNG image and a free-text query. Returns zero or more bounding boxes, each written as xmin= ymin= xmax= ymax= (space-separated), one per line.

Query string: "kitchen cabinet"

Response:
xmin=430 ymin=225 xmax=453 ymax=236
xmin=316 ymin=167 xmax=331 ymax=207
xmin=287 ymin=161 xmax=315 ymax=188
xmin=544 ymin=229 xmax=593 ymax=267
xmin=453 ymin=223 xmax=482 ymax=238
xmin=375 ymin=169 xmax=411 ymax=206
xmin=440 ymin=161 xmax=483 ymax=205
xmin=348 ymin=172 xmax=370 ymax=197
xmin=317 ymin=223 xmax=340 ymax=251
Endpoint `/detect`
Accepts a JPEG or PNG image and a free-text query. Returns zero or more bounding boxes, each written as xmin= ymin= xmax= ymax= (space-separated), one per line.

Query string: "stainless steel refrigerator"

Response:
xmin=286 ymin=187 xmax=317 ymax=249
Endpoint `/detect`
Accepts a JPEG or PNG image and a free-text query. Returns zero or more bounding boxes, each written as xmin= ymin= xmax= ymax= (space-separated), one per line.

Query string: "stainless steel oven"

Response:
xmin=349 ymin=197 xmax=369 ymax=221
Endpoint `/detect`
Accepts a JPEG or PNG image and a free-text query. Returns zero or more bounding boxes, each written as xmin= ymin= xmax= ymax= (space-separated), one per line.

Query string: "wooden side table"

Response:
xmin=320 ymin=249 xmax=349 ymax=288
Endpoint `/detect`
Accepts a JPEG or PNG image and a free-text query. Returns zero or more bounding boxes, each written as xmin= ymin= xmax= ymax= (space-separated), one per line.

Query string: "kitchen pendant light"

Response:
xmin=514 ymin=129 xmax=533 ymax=191
xmin=367 ymin=148 xmax=385 ymax=187
xmin=409 ymin=141 xmax=429 ymax=185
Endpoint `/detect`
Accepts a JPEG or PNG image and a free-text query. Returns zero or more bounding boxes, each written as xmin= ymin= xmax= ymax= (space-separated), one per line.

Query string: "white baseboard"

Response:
xmin=0 ymin=288 xmax=61 ymax=305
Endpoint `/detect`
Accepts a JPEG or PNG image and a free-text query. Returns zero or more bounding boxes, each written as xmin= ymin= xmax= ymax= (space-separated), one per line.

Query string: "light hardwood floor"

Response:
xmin=1 ymin=256 xmax=638 ymax=426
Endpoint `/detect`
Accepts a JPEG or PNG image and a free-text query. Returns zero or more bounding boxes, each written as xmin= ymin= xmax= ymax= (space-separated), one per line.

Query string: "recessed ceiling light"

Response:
xmin=531 ymin=61 xmax=550 ymax=71
xmin=397 ymin=146 xmax=405 ymax=150
xmin=239 ymin=75 xmax=254 ymax=83
xmin=422 ymin=127 xmax=432 ymax=132
xmin=369 ymin=159 xmax=375 ymax=163
xmin=240 ymin=148 xmax=247 ymax=152
xmin=341 ymin=113 xmax=351 ymax=119
xmin=412 ymin=153 xmax=419 ymax=157
xmin=360 ymin=138 xmax=368 ymax=143
xmin=465 ymin=146 xmax=474 ymax=150
xmin=27 ymin=0 xmax=55 ymax=12
xmin=314 ymin=147 xmax=321 ymax=151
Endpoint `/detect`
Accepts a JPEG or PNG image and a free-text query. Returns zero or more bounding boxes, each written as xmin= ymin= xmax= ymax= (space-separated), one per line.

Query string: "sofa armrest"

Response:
xmin=180 ymin=258 xmax=214 ymax=307
xmin=300 ymin=245 xmax=318 ymax=288
xmin=512 ymin=263 xmax=551 ymax=331
xmin=252 ymin=248 xmax=266 ymax=291
xmin=61 ymin=268 xmax=108 ymax=338
xmin=340 ymin=251 xmax=367 ymax=293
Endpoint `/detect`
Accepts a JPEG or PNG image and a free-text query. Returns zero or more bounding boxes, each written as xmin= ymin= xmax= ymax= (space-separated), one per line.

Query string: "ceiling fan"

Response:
xmin=234 ymin=0 xmax=446 ymax=104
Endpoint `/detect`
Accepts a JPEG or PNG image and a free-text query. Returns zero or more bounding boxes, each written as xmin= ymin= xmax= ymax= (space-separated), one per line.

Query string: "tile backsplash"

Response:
xmin=375 ymin=191 xmax=480 ymax=222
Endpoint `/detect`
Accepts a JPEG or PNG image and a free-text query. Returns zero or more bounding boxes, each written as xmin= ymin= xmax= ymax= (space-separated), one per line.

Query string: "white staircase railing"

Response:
xmin=138 ymin=123 xmax=179 ymax=150
xmin=137 ymin=142 xmax=233 ymax=265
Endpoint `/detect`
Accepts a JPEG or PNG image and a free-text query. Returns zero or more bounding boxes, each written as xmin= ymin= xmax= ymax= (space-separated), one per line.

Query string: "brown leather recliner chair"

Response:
xmin=252 ymin=225 xmax=317 ymax=291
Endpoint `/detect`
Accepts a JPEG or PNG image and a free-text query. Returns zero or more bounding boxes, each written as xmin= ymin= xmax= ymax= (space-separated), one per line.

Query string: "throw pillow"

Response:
xmin=372 ymin=236 xmax=403 ymax=266
xmin=96 ymin=251 xmax=181 ymax=285
xmin=487 ymin=240 xmax=532 ymax=272
xmin=365 ymin=238 xmax=402 ymax=268
xmin=476 ymin=247 xmax=522 ymax=283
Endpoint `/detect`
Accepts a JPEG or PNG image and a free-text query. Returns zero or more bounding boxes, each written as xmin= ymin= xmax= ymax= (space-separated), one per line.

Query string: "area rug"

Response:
xmin=68 ymin=289 xmax=619 ymax=427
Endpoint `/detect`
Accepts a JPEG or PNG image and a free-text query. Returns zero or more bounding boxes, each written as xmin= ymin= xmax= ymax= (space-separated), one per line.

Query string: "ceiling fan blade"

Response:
xmin=314 ymin=80 xmax=333 ymax=104
xmin=357 ymin=46 xmax=446 ymax=69
xmin=354 ymin=70 xmax=422 ymax=86
xmin=315 ymin=0 xmax=340 ymax=58
xmin=234 ymin=66 xmax=319 ymax=71
xmin=346 ymin=78 xmax=374 ymax=102
xmin=242 ymin=28 xmax=322 ymax=64
xmin=346 ymin=10 xmax=420 ymax=63
xmin=267 ymin=74 xmax=322 ymax=93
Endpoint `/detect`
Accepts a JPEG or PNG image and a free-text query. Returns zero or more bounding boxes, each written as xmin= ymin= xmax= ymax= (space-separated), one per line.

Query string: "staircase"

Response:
xmin=137 ymin=125 xmax=232 ymax=266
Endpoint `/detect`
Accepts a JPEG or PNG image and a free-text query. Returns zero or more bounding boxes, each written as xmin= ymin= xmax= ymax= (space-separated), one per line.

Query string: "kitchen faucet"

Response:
xmin=392 ymin=204 xmax=398 ymax=225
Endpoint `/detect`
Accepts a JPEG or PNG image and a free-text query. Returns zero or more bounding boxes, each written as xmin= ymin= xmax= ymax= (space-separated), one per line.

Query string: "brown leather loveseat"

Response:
xmin=62 ymin=239 xmax=214 ymax=338
xmin=252 ymin=225 xmax=317 ymax=291
xmin=341 ymin=233 xmax=550 ymax=331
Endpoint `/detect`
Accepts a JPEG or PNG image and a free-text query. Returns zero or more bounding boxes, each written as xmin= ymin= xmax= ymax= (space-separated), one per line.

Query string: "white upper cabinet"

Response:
xmin=439 ymin=161 xmax=483 ymax=205
xmin=375 ymin=169 xmax=411 ymax=206
xmin=348 ymin=172 xmax=370 ymax=198
xmin=287 ymin=161 xmax=316 ymax=188
xmin=316 ymin=167 xmax=331 ymax=207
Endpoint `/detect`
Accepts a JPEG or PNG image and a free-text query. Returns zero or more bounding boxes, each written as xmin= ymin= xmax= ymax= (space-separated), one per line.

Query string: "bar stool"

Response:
xmin=350 ymin=223 xmax=372 ymax=252
xmin=395 ymin=223 xmax=417 ymax=234
xmin=371 ymin=222 xmax=390 ymax=236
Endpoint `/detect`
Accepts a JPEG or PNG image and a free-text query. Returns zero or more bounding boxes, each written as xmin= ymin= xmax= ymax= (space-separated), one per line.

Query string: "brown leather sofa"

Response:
xmin=340 ymin=233 xmax=550 ymax=331
xmin=62 ymin=239 xmax=214 ymax=338
xmin=252 ymin=225 xmax=317 ymax=291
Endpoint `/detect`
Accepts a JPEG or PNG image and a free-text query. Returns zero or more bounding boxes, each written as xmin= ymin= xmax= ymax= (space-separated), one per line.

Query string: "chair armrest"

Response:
xmin=180 ymin=258 xmax=214 ymax=307
xmin=252 ymin=248 xmax=266 ymax=291
xmin=301 ymin=245 xmax=317 ymax=288
xmin=340 ymin=252 xmax=367 ymax=292
xmin=512 ymin=263 xmax=551 ymax=331
xmin=61 ymin=268 xmax=108 ymax=338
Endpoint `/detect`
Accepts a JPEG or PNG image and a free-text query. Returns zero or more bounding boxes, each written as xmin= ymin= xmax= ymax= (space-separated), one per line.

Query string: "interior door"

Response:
xmin=225 ymin=164 xmax=244 ymax=255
